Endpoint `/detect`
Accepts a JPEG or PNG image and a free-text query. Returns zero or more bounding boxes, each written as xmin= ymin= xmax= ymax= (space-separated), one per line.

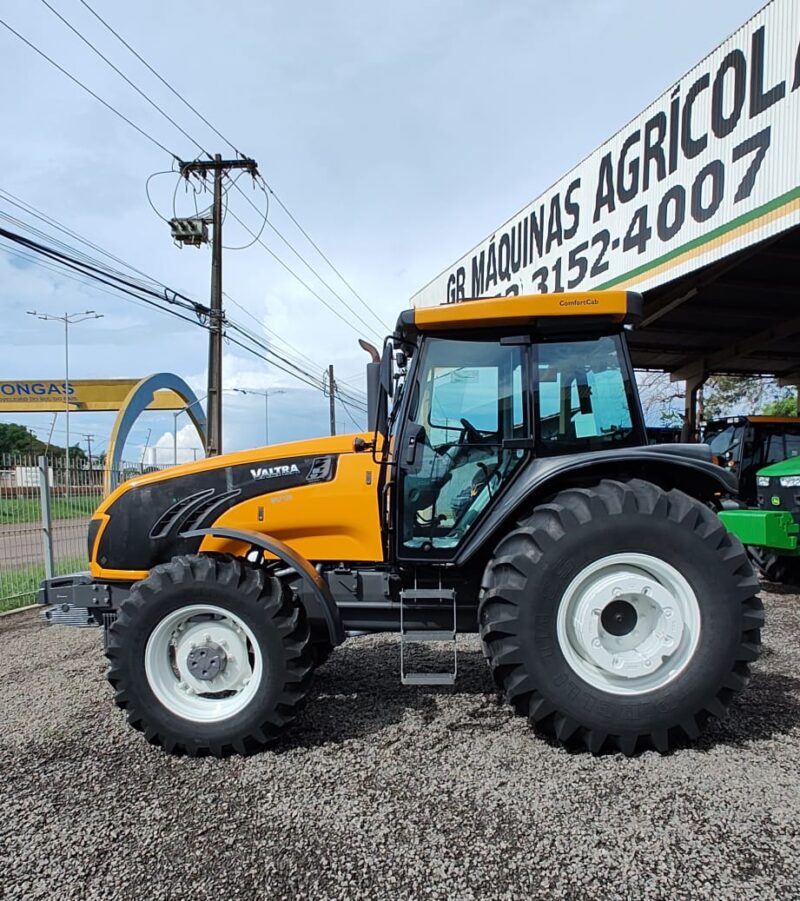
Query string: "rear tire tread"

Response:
xmin=479 ymin=478 xmax=762 ymax=755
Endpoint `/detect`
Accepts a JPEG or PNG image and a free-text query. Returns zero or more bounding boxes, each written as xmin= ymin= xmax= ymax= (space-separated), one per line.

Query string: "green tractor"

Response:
xmin=719 ymin=456 xmax=800 ymax=584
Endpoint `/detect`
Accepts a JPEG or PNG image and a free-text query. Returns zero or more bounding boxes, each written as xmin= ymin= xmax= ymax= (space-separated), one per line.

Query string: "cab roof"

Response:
xmin=396 ymin=291 xmax=643 ymax=340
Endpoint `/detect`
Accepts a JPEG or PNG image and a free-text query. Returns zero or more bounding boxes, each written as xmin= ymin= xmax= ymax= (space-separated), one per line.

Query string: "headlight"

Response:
xmin=757 ymin=476 xmax=771 ymax=487
xmin=779 ymin=476 xmax=800 ymax=488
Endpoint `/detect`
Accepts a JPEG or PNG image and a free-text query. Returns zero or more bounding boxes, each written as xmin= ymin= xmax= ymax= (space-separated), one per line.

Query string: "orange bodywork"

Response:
xmin=197 ymin=450 xmax=383 ymax=562
xmin=89 ymin=433 xmax=384 ymax=581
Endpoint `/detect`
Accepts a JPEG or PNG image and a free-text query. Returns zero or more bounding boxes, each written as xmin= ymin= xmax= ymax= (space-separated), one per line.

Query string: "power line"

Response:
xmin=37 ymin=0 xmax=207 ymax=157
xmin=223 ymin=292 xmax=322 ymax=373
xmin=226 ymin=205 xmax=381 ymax=342
xmin=0 ymin=16 xmax=178 ymax=160
xmin=233 ymin=181 xmax=389 ymax=335
xmin=71 ymin=0 xmax=387 ymax=333
xmin=0 ymin=186 xmax=172 ymax=293
xmin=0 ymin=190 xmax=363 ymax=402
xmin=76 ymin=0 xmax=243 ymax=156
xmin=0 ymin=239 xmax=204 ymax=326
xmin=223 ymin=291 xmax=367 ymax=403
xmin=10 ymin=3 xmax=386 ymax=347
xmin=0 ymin=225 xmax=210 ymax=329
xmin=336 ymin=394 xmax=366 ymax=431
xmin=0 ymin=207 xmax=160 ymax=295
xmin=223 ymin=317 xmax=367 ymax=411
xmin=0 ymin=226 xmax=355 ymax=404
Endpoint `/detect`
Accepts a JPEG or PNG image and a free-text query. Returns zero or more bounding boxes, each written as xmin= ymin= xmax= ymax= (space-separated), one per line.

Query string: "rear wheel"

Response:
xmin=106 ymin=554 xmax=314 ymax=756
xmin=479 ymin=479 xmax=763 ymax=755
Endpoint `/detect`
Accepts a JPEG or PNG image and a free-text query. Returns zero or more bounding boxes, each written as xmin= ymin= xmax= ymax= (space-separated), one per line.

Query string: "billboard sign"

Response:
xmin=411 ymin=0 xmax=800 ymax=308
xmin=0 ymin=379 xmax=185 ymax=412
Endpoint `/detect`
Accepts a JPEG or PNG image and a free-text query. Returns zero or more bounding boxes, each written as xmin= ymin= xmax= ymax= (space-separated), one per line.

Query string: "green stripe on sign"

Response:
xmin=596 ymin=184 xmax=800 ymax=290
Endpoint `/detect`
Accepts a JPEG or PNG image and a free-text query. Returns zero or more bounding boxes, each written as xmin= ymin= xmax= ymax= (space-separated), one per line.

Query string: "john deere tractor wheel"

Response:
xmin=747 ymin=547 xmax=800 ymax=586
xmin=479 ymin=479 xmax=762 ymax=755
xmin=106 ymin=554 xmax=314 ymax=756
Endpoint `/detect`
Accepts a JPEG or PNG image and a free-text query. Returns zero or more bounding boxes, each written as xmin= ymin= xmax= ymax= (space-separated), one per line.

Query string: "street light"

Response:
xmin=233 ymin=387 xmax=286 ymax=445
xmin=27 ymin=309 xmax=104 ymax=493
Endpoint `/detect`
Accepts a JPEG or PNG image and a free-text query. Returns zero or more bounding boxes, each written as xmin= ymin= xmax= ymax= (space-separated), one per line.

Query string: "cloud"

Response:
xmin=1 ymin=0 xmax=762 ymax=458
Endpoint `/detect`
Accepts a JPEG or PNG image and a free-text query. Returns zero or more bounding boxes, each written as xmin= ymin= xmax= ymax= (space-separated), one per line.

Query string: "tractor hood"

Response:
xmin=99 ymin=432 xmax=366 ymax=510
xmin=758 ymin=457 xmax=800 ymax=478
xmin=90 ymin=432 xmax=376 ymax=576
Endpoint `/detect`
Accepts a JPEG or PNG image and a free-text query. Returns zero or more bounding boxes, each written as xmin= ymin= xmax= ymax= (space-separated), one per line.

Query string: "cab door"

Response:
xmin=395 ymin=336 xmax=530 ymax=562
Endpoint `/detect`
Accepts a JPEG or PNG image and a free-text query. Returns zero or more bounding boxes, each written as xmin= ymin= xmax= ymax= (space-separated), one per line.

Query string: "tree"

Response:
xmin=636 ymin=373 xmax=798 ymax=433
xmin=0 ymin=423 xmax=40 ymax=456
xmin=0 ymin=422 xmax=83 ymax=460
xmin=761 ymin=392 xmax=798 ymax=416
xmin=702 ymin=375 xmax=772 ymax=420
xmin=636 ymin=371 xmax=685 ymax=426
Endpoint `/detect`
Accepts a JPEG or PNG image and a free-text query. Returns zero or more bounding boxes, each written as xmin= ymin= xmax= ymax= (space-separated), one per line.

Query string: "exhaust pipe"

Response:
xmin=359 ymin=340 xmax=381 ymax=433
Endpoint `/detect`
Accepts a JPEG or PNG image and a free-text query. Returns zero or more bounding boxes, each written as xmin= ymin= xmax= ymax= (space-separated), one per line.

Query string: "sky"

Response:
xmin=0 ymin=0 xmax=766 ymax=462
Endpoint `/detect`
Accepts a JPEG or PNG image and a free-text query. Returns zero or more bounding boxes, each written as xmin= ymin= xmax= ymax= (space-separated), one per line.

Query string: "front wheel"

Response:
xmin=479 ymin=479 xmax=763 ymax=755
xmin=106 ymin=554 xmax=315 ymax=756
xmin=747 ymin=546 xmax=800 ymax=586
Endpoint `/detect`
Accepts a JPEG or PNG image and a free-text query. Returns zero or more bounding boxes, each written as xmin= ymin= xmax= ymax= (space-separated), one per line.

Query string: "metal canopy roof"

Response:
xmin=628 ymin=225 xmax=800 ymax=384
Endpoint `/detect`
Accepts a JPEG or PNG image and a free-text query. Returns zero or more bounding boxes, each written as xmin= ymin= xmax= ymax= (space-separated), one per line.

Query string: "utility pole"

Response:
xmin=328 ymin=364 xmax=337 ymax=436
xmin=176 ymin=155 xmax=259 ymax=457
xmin=82 ymin=433 xmax=95 ymax=470
xmin=27 ymin=310 xmax=103 ymax=495
xmin=140 ymin=428 xmax=152 ymax=472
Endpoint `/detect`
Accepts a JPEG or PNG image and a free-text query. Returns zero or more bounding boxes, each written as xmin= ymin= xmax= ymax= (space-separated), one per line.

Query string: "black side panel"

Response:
xmin=97 ymin=454 xmax=337 ymax=571
xmin=453 ymin=448 xmax=736 ymax=566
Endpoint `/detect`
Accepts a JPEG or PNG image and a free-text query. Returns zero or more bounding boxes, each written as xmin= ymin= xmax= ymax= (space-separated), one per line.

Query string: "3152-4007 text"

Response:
xmin=530 ymin=126 xmax=770 ymax=294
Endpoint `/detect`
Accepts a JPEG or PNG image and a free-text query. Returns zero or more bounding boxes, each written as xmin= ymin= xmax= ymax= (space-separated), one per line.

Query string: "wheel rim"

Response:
xmin=144 ymin=604 xmax=263 ymax=723
xmin=556 ymin=553 xmax=701 ymax=696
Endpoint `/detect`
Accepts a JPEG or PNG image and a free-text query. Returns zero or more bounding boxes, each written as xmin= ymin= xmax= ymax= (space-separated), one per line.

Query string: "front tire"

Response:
xmin=747 ymin=546 xmax=800 ymax=585
xmin=106 ymin=554 xmax=314 ymax=756
xmin=479 ymin=479 xmax=763 ymax=755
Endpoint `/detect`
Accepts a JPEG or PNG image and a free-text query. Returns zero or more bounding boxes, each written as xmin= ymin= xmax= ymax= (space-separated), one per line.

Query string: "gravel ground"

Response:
xmin=2 ymin=588 xmax=800 ymax=901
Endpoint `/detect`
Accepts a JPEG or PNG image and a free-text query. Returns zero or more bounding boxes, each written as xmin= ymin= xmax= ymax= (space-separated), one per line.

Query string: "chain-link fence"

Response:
xmin=0 ymin=454 xmax=170 ymax=612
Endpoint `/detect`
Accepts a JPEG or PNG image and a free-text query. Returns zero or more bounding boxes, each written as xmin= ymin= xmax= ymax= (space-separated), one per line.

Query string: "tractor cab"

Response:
xmin=704 ymin=415 xmax=800 ymax=504
xmin=371 ymin=292 xmax=647 ymax=561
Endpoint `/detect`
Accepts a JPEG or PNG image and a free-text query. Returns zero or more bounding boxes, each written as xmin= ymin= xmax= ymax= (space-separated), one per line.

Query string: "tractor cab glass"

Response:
xmin=399 ymin=338 xmax=528 ymax=554
xmin=535 ymin=335 xmax=640 ymax=455
xmin=396 ymin=331 xmax=642 ymax=558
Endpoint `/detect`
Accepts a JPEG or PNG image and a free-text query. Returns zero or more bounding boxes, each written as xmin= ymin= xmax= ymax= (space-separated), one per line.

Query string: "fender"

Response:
xmin=454 ymin=446 xmax=737 ymax=566
xmin=181 ymin=527 xmax=345 ymax=646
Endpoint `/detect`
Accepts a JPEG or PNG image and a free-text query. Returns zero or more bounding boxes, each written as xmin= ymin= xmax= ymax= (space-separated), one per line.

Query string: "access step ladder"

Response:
xmin=399 ymin=586 xmax=457 ymax=686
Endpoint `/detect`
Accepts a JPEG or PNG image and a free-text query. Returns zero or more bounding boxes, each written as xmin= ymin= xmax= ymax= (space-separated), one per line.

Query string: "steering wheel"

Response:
xmin=459 ymin=417 xmax=483 ymax=445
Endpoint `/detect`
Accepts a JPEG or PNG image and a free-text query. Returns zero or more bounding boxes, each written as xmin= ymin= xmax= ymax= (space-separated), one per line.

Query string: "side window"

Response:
xmin=708 ymin=426 xmax=735 ymax=456
xmin=536 ymin=335 xmax=637 ymax=454
xmin=784 ymin=432 xmax=800 ymax=459
xmin=763 ymin=433 xmax=786 ymax=465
